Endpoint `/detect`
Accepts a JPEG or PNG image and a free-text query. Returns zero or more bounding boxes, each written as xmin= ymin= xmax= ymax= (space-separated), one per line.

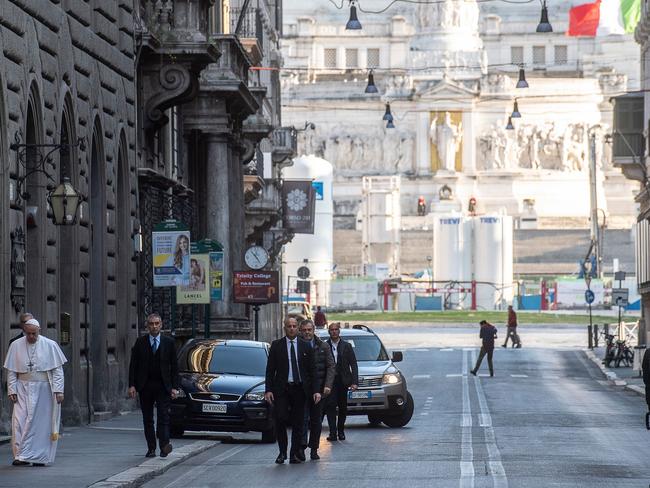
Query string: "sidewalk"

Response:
xmin=584 ymin=346 xmax=646 ymax=397
xmin=0 ymin=411 xmax=218 ymax=488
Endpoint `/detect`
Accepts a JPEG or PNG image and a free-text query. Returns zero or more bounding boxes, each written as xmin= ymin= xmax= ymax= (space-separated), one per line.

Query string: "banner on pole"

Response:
xmin=152 ymin=220 xmax=190 ymax=287
xmin=177 ymin=251 xmax=210 ymax=304
xmin=282 ymin=180 xmax=316 ymax=234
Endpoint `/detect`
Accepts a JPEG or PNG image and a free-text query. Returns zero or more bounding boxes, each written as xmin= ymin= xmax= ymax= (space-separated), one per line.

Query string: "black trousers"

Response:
xmin=302 ymin=397 xmax=325 ymax=450
xmin=472 ymin=347 xmax=494 ymax=375
xmin=274 ymin=384 xmax=306 ymax=456
xmin=139 ymin=381 xmax=171 ymax=450
xmin=326 ymin=377 xmax=348 ymax=434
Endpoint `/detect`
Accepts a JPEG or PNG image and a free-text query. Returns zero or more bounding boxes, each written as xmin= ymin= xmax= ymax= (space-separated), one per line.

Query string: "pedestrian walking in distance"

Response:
xmin=3 ymin=318 xmax=67 ymax=466
xmin=128 ymin=313 xmax=180 ymax=458
xmin=471 ymin=320 xmax=498 ymax=377
xmin=325 ymin=322 xmax=358 ymax=441
xmin=265 ymin=317 xmax=319 ymax=464
xmin=314 ymin=306 xmax=328 ymax=329
xmin=502 ymin=305 xmax=521 ymax=348
xmin=299 ymin=319 xmax=335 ymax=460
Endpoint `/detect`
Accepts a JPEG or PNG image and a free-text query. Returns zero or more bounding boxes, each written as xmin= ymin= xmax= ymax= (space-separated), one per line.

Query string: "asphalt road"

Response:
xmin=142 ymin=324 xmax=650 ymax=488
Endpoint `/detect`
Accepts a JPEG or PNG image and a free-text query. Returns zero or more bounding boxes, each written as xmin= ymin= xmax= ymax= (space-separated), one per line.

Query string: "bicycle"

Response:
xmin=613 ymin=334 xmax=635 ymax=368
xmin=601 ymin=332 xmax=617 ymax=367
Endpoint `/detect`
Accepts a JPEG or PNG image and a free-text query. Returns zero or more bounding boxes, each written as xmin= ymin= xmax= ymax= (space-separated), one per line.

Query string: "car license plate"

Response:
xmin=202 ymin=403 xmax=227 ymax=413
xmin=349 ymin=390 xmax=371 ymax=399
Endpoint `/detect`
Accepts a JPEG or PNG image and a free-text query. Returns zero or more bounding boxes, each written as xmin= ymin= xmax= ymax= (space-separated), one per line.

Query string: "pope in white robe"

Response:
xmin=3 ymin=318 xmax=67 ymax=466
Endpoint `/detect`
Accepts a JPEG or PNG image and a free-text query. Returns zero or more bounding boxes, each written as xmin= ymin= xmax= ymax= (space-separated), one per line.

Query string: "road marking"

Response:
xmin=472 ymin=350 xmax=508 ymax=488
xmin=510 ymin=374 xmax=528 ymax=378
xmin=460 ymin=349 xmax=474 ymax=488
xmin=415 ymin=348 xmax=430 ymax=352
xmin=413 ymin=374 xmax=431 ymax=379
xmin=441 ymin=348 xmax=455 ymax=352
xmin=162 ymin=445 xmax=250 ymax=488
xmin=447 ymin=373 xmax=463 ymax=378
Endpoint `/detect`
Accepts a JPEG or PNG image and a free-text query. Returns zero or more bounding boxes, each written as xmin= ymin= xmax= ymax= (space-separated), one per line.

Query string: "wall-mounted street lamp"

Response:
xmin=10 ymin=131 xmax=83 ymax=226
xmin=346 ymin=0 xmax=362 ymax=30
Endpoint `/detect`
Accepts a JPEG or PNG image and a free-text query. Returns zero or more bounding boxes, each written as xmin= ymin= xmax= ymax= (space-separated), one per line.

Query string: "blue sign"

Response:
xmin=585 ymin=289 xmax=595 ymax=304
xmin=312 ymin=181 xmax=324 ymax=200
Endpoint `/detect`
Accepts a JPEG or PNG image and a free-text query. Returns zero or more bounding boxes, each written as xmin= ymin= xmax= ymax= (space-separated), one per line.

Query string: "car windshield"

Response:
xmin=346 ymin=336 xmax=389 ymax=361
xmin=286 ymin=304 xmax=304 ymax=315
xmin=179 ymin=344 xmax=267 ymax=376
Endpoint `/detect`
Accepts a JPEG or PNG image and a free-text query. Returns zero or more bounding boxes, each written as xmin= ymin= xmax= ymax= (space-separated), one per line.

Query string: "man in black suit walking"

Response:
xmin=265 ymin=317 xmax=319 ymax=464
xmin=325 ymin=322 xmax=358 ymax=441
xmin=128 ymin=313 xmax=180 ymax=458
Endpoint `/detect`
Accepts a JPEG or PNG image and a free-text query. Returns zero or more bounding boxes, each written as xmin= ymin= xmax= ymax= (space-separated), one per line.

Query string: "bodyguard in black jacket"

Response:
xmin=265 ymin=317 xmax=319 ymax=464
xmin=325 ymin=322 xmax=358 ymax=441
xmin=299 ymin=319 xmax=335 ymax=460
xmin=128 ymin=313 xmax=180 ymax=458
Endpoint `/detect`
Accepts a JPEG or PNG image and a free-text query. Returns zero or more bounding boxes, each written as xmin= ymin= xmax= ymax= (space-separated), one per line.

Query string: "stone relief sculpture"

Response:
xmin=417 ymin=0 xmax=479 ymax=31
xmin=476 ymin=122 xmax=611 ymax=172
xmin=430 ymin=112 xmax=463 ymax=172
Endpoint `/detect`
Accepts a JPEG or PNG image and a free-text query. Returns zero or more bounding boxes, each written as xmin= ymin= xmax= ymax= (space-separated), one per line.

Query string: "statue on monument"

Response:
xmin=430 ymin=112 xmax=463 ymax=172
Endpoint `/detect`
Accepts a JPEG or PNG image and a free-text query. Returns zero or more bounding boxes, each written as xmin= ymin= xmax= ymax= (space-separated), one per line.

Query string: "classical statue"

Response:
xmin=430 ymin=112 xmax=463 ymax=172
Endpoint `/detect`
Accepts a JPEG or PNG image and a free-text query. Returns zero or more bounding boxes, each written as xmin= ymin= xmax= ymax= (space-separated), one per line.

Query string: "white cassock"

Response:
xmin=3 ymin=335 xmax=67 ymax=464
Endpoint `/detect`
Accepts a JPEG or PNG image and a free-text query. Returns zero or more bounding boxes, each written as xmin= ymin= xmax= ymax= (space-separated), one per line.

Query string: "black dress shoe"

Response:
xmin=31 ymin=463 xmax=45 ymax=467
xmin=12 ymin=460 xmax=30 ymax=466
xmin=326 ymin=434 xmax=337 ymax=441
xmin=338 ymin=431 xmax=346 ymax=440
xmin=310 ymin=449 xmax=320 ymax=460
xmin=160 ymin=443 xmax=173 ymax=458
xmin=470 ymin=370 xmax=477 ymax=376
xmin=145 ymin=450 xmax=156 ymax=458
xmin=289 ymin=455 xmax=302 ymax=464
xmin=275 ymin=453 xmax=287 ymax=464
xmin=296 ymin=449 xmax=306 ymax=462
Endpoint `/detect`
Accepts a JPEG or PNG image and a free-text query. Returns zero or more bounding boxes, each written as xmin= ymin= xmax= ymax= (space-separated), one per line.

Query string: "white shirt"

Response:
xmin=286 ymin=337 xmax=301 ymax=383
xmin=149 ymin=334 xmax=160 ymax=352
xmin=330 ymin=339 xmax=340 ymax=364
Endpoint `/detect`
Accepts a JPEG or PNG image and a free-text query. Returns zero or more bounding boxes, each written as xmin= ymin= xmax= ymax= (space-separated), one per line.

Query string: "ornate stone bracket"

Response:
xmin=145 ymin=64 xmax=199 ymax=132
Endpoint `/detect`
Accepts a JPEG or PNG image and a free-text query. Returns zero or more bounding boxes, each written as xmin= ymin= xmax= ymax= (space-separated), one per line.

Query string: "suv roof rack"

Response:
xmin=351 ymin=324 xmax=374 ymax=334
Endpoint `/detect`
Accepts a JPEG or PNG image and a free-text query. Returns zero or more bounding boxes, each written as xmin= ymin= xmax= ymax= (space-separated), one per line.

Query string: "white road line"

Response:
xmin=472 ymin=350 xmax=508 ymax=488
xmin=447 ymin=373 xmax=463 ymax=378
xmin=415 ymin=348 xmax=430 ymax=352
xmin=162 ymin=445 xmax=250 ymax=488
xmin=460 ymin=349 xmax=474 ymax=488
xmin=441 ymin=348 xmax=455 ymax=352
xmin=510 ymin=374 xmax=528 ymax=378
xmin=413 ymin=374 xmax=431 ymax=379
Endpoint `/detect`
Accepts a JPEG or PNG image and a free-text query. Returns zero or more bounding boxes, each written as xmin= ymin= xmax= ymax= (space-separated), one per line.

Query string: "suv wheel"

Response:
xmin=261 ymin=426 xmax=276 ymax=444
xmin=367 ymin=414 xmax=382 ymax=426
xmin=382 ymin=392 xmax=414 ymax=428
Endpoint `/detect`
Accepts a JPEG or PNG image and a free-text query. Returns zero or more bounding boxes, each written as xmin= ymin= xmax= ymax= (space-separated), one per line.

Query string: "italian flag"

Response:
xmin=567 ymin=0 xmax=641 ymax=36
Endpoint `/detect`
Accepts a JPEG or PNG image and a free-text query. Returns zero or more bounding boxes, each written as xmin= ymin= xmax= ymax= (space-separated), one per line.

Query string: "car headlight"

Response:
xmin=382 ymin=372 xmax=402 ymax=385
xmin=245 ymin=392 xmax=266 ymax=401
xmin=175 ymin=389 xmax=187 ymax=398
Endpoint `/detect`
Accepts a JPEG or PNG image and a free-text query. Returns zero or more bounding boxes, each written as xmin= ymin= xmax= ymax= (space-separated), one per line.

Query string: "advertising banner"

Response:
xmin=152 ymin=220 xmax=190 ymax=287
xmin=210 ymin=251 xmax=224 ymax=301
xmin=233 ymin=271 xmax=279 ymax=304
xmin=282 ymin=180 xmax=316 ymax=234
xmin=177 ymin=251 xmax=210 ymax=304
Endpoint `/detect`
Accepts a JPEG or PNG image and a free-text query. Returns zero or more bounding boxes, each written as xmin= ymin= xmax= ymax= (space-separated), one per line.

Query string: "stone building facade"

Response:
xmin=0 ymin=1 xmax=139 ymax=431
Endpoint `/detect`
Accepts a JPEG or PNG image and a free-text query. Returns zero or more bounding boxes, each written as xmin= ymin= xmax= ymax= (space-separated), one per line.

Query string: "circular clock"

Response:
xmin=245 ymin=245 xmax=269 ymax=270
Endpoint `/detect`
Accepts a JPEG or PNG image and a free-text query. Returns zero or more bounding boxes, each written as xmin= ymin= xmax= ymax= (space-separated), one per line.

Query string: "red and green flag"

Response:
xmin=567 ymin=0 xmax=641 ymax=36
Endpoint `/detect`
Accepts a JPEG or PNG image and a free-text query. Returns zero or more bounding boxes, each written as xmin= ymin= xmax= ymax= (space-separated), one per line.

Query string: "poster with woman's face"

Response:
xmin=177 ymin=253 xmax=210 ymax=304
xmin=152 ymin=230 xmax=191 ymax=287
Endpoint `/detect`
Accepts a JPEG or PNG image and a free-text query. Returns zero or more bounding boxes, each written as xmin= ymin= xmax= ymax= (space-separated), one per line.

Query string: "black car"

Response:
xmin=170 ymin=339 xmax=275 ymax=443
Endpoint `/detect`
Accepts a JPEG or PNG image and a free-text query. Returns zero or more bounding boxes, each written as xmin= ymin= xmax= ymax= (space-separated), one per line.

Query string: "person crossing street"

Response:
xmin=471 ymin=320 xmax=498 ymax=377
xmin=502 ymin=305 xmax=521 ymax=348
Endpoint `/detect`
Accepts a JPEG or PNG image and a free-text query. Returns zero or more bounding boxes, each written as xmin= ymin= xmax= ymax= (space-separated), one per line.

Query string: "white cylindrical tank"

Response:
xmin=433 ymin=214 xmax=472 ymax=307
xmin=282 ymin=155 xmax=334 ymax=305
xmin=473 ymin=215 xmax=514 ymax=309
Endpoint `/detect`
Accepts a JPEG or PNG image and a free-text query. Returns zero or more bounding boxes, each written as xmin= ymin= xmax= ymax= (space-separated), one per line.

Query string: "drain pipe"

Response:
xmin=81 ymin=275 xmax=92 ymax=425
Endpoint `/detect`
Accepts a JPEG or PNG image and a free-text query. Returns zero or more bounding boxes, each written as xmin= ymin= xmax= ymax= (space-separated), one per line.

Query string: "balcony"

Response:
xmin=245 ymin=179 xmax=282 ymax=245
xmin=231 ymin=2 xmax=264 ymax=65
xmin=612 ymin=94 xmax=646 ymax=183
xmin=272 ymin=127 xmax=298 ymax=166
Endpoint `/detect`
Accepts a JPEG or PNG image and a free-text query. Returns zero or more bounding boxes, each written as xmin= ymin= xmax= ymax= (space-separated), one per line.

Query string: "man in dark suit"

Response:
xmin=128 ymin=313 xmax=180 ymax=458
xmin=325 ymin=322 xmax=358 ymax=441
xmin=8 ymin=312 xmax=33 ymax=346
xmin=265 ymin=317 xmax=319 ymax=464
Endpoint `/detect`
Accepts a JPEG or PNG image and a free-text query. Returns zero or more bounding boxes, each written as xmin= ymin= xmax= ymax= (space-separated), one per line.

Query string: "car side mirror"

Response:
xmin=391 ymin=351 xmax=403 ymax=363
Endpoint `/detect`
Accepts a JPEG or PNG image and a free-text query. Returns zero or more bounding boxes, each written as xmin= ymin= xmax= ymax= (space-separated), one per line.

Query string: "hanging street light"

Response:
xmin=511 ymin=99 xmax=521 ymax=118
xmin=506 ymin=116 xmax=515 ymax=130
xmin=48 ymin=177 xmax=81 ymax=225
xmin=536 ymin=0 xmax=553 ymax=33
xmin=386 ymin=119 xmax=395 ymax=129
xmin=516 ymin=67 xmax=529 ymax=88
xmin=346 ymin=0 xmax=362 ymax=30
xmin=382 ymin=102 xmax=393 ymax=122
xmin=365 ymin=70 xmax=379 ymax=94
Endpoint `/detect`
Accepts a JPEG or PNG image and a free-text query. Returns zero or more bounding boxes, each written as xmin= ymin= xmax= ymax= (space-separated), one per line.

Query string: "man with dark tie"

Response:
xmin=325 ymin=322 xmax=358 ymax=441
xmin=265 ymin=317 xmax=319 ymax=464
xmin=128 ymin=313 xmax=180 ymax=458
xmin=299 ymin=319 xmax=334 ymax=460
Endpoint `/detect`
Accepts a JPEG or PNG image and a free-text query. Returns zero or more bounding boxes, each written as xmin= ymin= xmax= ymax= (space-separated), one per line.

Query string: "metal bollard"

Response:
xmin=588 ymin=325 xmax=593 ymax=349
xmin=594 ymin=324 xmax=599 ymax=348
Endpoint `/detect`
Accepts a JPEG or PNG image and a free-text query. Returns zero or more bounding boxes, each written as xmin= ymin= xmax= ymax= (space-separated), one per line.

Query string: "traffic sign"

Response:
xmin=297 ymin=266 xmax=310 ymax=279
xmin=612 ymin=288 xmax=629 ymax=307
xmin=584 ymin=289 xmax=595 ymax=305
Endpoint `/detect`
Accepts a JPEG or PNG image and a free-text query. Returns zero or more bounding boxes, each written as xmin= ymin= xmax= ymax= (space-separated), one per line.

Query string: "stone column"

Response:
xmin=416 ymin=111 xmax=431 ymax=175
xmin=204 ymin=133 xmax=248 ymax=332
